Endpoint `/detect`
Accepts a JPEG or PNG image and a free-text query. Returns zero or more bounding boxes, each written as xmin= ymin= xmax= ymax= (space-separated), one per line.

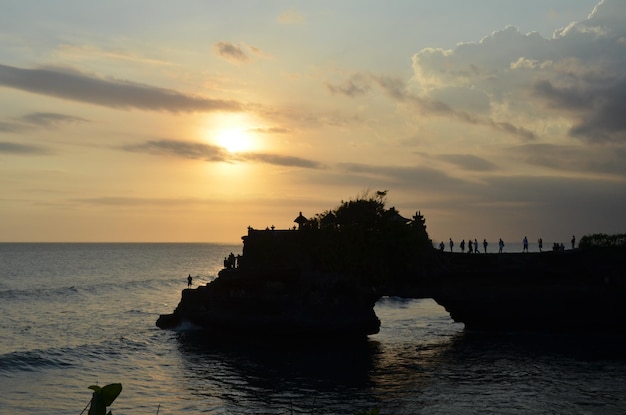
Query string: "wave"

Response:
xmin=0 ymin=336 xmax=151 ymax=375
xmin=0 ymin=348 xmax=74 ymax=373
xmin=0 ymin=274 xmax=216 ymax=303
xmin=0 ymin=285 xmax=82 ymax=302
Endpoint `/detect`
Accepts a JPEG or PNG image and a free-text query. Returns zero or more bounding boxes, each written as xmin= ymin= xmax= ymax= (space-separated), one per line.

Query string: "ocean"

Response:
xmin=1 ymin=243 xmax=625 ymax=414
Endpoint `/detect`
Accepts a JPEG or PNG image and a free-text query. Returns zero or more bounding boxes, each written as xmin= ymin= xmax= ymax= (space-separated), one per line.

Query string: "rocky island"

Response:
xmin=157 ymin=192 xmax=626 ymax=337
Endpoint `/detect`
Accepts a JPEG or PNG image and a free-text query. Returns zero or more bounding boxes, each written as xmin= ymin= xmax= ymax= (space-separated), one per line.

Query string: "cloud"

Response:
xmin=410 ymin=0 xmax=626 ymax=143
xmin=375 ymin=70 xmax=538 ymax=141
xmin=337 ymin=162 xmax=468 ymax=191
xmin=123 ymin=139 xmax=323 ymax=169
xmin=0 ymin=112 xmax=88 ymax=136
xmin=435 ymin=154 xmax=498 ymax=171
xmin=0 ymin=141 xmax=50 ymax=155
xmin=327 ymin=72 xmax=536 ymax=140
xmin=510 ymin=143 xmax=626 ymax=176
xmin=326 ymin=73 xmax=372 ymax=97
xmin=533 ymin=78 xmax=626 ymax=143
xmin=481 ymin=175 xmax=626 ymax=215
xmin=0 ymin=64 xmax=243 ymax=113
xmin=241 ymin=152 xmax=323 ymax=169
xmin=123 ymin=139 xmax=229 ymax=162
xmin=0 ymin=121 xmax=27 ymax=133
xmin=71 ymin=196 xmax=214 ymax=207
xmin=19 ymin=112 xmax=89 ymax=127
xmin=332 ymin=160 xmax=626 ymax=239
xmin=247 ymin=127 xmax=290 ymax=134
xmin=213 ymin=41 xmax=249 ymax=63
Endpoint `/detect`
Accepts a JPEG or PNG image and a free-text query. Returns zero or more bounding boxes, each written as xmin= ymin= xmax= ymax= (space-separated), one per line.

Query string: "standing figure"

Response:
xmin=187 ymin=274 xmax=192 ymax=288
xmin=439 ymin=241 xmax=445 ymax=251
xmin=498 ymin=238 xmax=504 ymax=253
xmin=474 ymin=239 xmax=479 ymax=254
xmin=483 ymin=239 xmax=488 ymax=253
xmin=523 ymin=236 xmax=529 ymax=253
xmin=538 ymin=238 xmax=543 ymax=252
xmin=468 ymin=239 xmax=473 ymax=253
xmin=449 ymin=238 xmax=454 ymax=252
xmin=460 ymin=239 xmax=466 ymax=253
xmin=571 ymin=235 xmax=576 ymax=249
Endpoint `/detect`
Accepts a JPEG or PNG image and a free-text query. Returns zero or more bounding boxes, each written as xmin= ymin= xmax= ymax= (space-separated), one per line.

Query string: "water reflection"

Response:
xmin=175 ymin=333 xmax=384 ymax=414
xmin=170 ymin=299 xmax=465 ymax=414
xmin=169 ymin=299 xmax=626 ymax=414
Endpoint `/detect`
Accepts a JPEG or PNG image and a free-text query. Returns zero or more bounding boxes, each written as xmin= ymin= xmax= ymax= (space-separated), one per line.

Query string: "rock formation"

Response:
xmin=157 ymin=192 xmax=626 ymax=336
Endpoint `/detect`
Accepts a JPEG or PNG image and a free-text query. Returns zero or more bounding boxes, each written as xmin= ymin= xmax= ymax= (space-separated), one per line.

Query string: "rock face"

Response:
xmin=429 ymin=248 xmax=626 ymax=332
xmin=156 ymin=266 xmax=381 ymax=338
xmin=156 ymin=199 xmax=626 ymax=336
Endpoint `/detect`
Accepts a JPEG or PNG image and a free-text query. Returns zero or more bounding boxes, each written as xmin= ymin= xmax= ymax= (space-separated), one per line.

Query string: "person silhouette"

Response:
xmin=538 ymin=238 xmax=543 ymax=252
xmin=187 ymin=274 xmax=192 ymax=288
xmin=523 ymin=236 xmax=529 ymax=253
xmin=571 ymin=235 xmax=576 ymax=249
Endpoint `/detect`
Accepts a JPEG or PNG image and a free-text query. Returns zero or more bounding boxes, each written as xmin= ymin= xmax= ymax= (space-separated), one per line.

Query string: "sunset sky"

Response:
xmin=2 ymin=0 xmax=625 ymax=244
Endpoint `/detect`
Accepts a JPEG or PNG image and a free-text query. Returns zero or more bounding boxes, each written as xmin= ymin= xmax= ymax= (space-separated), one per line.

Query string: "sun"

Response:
xmin=215 ymin=128 xmax=253 ymax=153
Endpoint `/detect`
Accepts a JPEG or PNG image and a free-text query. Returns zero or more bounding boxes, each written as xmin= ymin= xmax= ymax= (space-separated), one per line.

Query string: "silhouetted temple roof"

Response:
xmin=294 ymin=212 xmax=308 ymax=224
xmin=387 ymin=207 xmax=410 ymax=222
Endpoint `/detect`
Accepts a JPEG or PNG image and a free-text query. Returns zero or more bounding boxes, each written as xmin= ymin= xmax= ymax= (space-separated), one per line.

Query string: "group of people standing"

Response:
xmin=442 ymin=238 xmax=491 ymax=254
xmin=442 ymin=235 xmax=576 ymax=254
xmin=224 ymin=252 xmax=241 ymax=269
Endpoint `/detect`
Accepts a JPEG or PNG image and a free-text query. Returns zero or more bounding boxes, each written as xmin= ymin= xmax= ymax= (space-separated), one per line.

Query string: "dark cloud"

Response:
xmin=410 ymin=0 xmax=626 ymax=144
xmin=436 ymin=154 xmax=497 ymax=171
xmin=19 ymin=112 xmax=89 ymax=127
xmin=0 ymin=64 xmax=243 ymax=113
xmin=373 ymin=75 xmax=538 ymax=140
xmin=326 ymin=73 xmax=371 ymax=97
xmin=0 ymin=121 xmax=26 ymax=133
xmin=0 ymin=112 xmax=88 ymax=136
xmin=213 ymin=41 xmax=249 ymax=63
xmin=123 ymin=139 xmax=323 ymax=169
xmin=481 ymin=175 xmax=626 ymax=218
xmin=0 ymin=141 xmax=50 ymax=155
xmin=242 ymin=153 xmax=323 ymax=169
xmin=327 ymin=71 xmax=535 ymax=140
xmin=337 ymin=162 xmax=468 ymax=191
xmin=71 ymin=196 xmax=213 ymax=207
xmin=534 ymin=78 xmax=626 ymax=143
xmin=123 ymin=139 xmax=228 ymax=162
xmin=510 ymin=143 xmax=626 ymax=176
xmin=434 ymin=174 xmax=626 ymax=242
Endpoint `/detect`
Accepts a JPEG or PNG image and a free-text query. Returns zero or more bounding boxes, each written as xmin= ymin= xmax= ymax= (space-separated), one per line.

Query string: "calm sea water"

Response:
xmin=1 ymin=243 xmax=625 ymax=414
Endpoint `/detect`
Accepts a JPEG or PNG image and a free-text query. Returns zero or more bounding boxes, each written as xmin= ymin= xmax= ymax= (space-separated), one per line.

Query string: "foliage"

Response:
xmin=83 ymin=383 xmax=122 ymax=415
xmin=301 ymin=190 xmax=432 ymax=283
xmin=240 ymin=190 xmax=432 ymax=287
xmin=579 ymin=233 xmax=626 ymax=249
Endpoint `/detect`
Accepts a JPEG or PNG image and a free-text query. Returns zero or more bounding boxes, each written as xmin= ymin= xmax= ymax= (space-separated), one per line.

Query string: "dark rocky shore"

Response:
xmin=156 ymin=266 xmax=381 ymax=338
xmin=157 ymin=246 xmax=626 ymax=336
xmin=157 ymin=194 xmax=626 ymax=337
xmin=428 ymin=247 xmax=626 ymax=332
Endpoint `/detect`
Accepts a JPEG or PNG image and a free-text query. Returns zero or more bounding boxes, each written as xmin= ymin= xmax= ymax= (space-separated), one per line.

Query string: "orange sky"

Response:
xmin=1 ymin=0 xmax=625 ymax=244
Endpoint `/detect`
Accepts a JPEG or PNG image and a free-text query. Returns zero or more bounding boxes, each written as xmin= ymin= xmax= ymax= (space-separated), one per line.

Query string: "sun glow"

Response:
xmin=215 ymin=128 xmax=254 ymax=153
